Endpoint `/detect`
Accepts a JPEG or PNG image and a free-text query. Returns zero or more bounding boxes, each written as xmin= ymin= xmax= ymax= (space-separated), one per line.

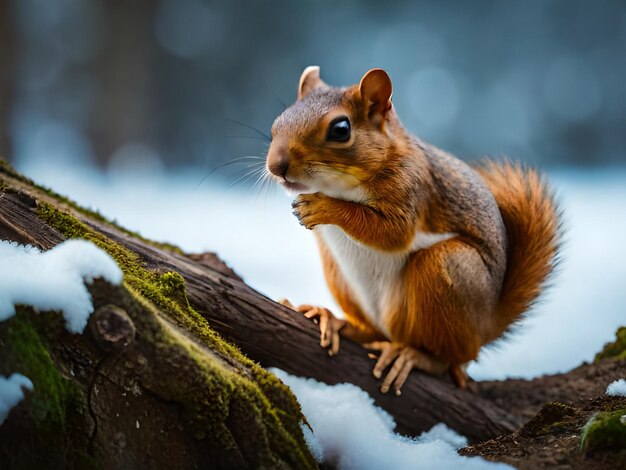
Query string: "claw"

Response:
xmin=365 ymin=342 xmax=449 ymax=395
xmin=450 ymin=363 xmax=472 ymax=390
xmin=298 ymin=305 xmax=346 ymax=356
xmin=278 ymin=298 xmax=295 ymax=309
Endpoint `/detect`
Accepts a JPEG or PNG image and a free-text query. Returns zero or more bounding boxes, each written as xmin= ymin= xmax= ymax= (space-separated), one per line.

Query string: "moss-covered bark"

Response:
xmin=0 ymin=311 xmax=92 ymax=468
xmin=0 ymin=160 xmax=316 ymax=468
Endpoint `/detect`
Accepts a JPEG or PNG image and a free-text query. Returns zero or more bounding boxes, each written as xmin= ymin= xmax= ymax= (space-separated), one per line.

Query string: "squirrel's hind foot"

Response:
xmin=364 ymin=342 xmax=449 ymax=396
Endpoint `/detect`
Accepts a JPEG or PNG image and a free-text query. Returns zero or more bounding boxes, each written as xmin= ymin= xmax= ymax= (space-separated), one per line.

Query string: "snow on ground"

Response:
xmin=0 ymin=239 xmax=123 ymax=333
xmin=0 ymin=373 xmax=33 ymax=425
xmin=606 ymin=379 xmax=626 ymax=397
xmin=272 ymin=368 xmax=512 ymax=469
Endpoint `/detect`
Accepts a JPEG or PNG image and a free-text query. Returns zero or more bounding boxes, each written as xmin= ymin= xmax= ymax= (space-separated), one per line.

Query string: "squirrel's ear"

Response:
xmin=298 ymin=65 xmax=327 ymax=100
xmin=359 ymin=68 xmax=393 ymax=118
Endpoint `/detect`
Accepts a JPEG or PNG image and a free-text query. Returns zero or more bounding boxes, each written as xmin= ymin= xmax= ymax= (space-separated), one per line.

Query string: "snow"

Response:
xmin=0 ymin=239 xmax=123 ymax=333
xmin=0 ymin=373 xmax=33 ymax=425
xmin=271 ymin=368 xmax=512 ymax=469
xmin=606 ymin=379 xmax=626 ymax=397
xmin=0 ymin=239 xmax=121 ymax=425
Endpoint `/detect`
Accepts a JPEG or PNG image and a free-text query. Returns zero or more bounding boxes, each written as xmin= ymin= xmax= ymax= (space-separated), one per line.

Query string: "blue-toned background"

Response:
xmin=3 ymin=0 xmax=626 ymax=170
xmin=1 ymin=0 xmax=625 ymax=380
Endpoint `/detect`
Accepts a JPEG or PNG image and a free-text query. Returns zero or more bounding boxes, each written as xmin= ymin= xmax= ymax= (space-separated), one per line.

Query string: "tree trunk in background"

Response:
xmin=90 ymin=0 xmax=158 ymax=166
xmin=0 ymin=0 xmax=15 ymax=160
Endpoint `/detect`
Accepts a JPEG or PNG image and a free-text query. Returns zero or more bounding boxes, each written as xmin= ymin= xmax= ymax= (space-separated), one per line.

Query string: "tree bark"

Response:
xmin=0 ymin=0 xmax=15 ymax=160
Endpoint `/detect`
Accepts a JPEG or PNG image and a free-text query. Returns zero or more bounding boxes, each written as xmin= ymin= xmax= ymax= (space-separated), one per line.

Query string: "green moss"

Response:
xmin=595 ymin=326 xmax=626 ymax=362
xmin=168 ymin=331 xmax=312 ymax=467
xmin=4 ymin=310 xmax=82 ymax=430
xmin=0 ymin=309 xmax=100 ymax=468
xmin=37 ymin=202 xmax=251 ymax=365
xmin=35 ymin=201 xmax=315 ymax=467
xmin=156 ymin=272 xmax=189 ymax=304
xmin=581 ymin=408 xmax=626 ymax=453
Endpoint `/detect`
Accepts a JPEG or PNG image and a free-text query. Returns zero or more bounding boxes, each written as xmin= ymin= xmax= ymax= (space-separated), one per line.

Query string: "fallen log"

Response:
xmin=0 ymin=166 xmax=316 ymax=468
xmin=0 ymin=161 xmax=516 ymax=444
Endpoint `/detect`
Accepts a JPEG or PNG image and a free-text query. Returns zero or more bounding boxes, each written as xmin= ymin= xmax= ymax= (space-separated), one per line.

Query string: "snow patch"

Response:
xmin=606 ymin=379 xmax=626 ymax=397
xmin=271 ymin=368 xmax=512 ymax=470
xmin=0 ymin=373 xmax=33 ymax=425
xmin=0 ymin=239 xmax=123 ymax=333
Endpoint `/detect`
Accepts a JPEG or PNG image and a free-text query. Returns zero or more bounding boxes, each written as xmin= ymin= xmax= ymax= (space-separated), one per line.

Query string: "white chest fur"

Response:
xmin=316 ymin=225 xmax=455 ymax=336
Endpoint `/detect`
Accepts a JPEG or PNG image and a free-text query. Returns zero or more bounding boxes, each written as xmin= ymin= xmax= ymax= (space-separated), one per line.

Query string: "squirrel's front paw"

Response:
xmin=292 ymin=193 xmax=328 ymax=229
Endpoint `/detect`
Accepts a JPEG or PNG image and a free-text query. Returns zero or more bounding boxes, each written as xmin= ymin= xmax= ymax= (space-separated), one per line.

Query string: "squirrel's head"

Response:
xmin=267 ymin=66 xmax=401 ymax=199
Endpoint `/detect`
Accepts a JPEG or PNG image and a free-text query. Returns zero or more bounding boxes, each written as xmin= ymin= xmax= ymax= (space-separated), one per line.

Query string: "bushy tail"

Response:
xmin=475 ymin=161 xmax=561 ymax=338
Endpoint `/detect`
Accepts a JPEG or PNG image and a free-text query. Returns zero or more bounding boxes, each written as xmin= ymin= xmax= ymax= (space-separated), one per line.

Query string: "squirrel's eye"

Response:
xmin=327 ymin=117 xmax=351 ymax=142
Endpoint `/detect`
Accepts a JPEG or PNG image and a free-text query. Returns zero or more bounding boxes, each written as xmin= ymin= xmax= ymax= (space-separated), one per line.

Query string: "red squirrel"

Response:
xmin=267 ymin=66 xmax=560 ymax=394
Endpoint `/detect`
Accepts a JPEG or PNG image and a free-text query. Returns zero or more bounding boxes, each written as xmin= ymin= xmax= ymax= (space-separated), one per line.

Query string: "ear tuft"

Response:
xmin=298 ymin=65 xmax=326 ymax=100
xmin=359 ymin=68 xmax=393 ymax=117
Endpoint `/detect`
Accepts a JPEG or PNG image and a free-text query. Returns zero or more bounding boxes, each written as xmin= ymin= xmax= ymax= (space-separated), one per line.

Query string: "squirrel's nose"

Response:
xmin=267 ymin=145 xmax=290 ymax=178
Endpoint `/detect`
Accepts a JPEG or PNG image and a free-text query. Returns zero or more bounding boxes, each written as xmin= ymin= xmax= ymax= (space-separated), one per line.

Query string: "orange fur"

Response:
xmin=386 ymin=238 xmax=489 ymax=364
xmin=296 ymin=191 xmax=421 ymax=251
xmin=475 ymin=161 xmax=561 ymax=341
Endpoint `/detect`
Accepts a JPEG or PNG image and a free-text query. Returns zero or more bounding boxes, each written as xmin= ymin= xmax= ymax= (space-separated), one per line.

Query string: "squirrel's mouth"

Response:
xmin=279 ymin=178 xmax=310 ymax=193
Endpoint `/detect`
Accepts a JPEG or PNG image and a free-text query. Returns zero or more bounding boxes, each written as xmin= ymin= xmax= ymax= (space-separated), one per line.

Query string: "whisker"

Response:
xmin=195 ymin=156 xmax=265 ymax=191
xmin=270 ymin=175 xmax=277 ymax=201
xmin=250 ymin=168 xmax=268 ymax=191
xmin=266 ymin=171 xmax=277 ymax=204
xmin=242 ymin=168 xmax=267 ymax=191
xmin=227 ymin=166 xmax=266 ymax=191
xmin=257 ymin=173 xmax=268 ymax=202
xmin=226 ymin=135 xmax=270 ymax=142
xmin=270 ymin=90 xmax=288 ymax=111
xmin=260 ymin=170 xmax=276 ymax=206
xmin=221 ymin=162 xmax=265 ymax=182
xmin=220 ymin=116 xmax=271 ymax=142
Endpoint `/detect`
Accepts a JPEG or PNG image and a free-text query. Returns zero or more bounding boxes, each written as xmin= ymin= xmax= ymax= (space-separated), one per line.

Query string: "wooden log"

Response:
xmin=0 ymin=169 xmax=517 ymax=443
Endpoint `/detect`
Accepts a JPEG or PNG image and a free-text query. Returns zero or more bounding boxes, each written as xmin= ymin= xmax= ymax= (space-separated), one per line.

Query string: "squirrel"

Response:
xmin=267 ymin=66 xmax=560 ymax=394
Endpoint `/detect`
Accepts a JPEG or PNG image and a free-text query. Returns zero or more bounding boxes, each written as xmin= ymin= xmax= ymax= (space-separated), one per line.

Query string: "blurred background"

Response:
xmin=1 ymin=0 xmax=625 ymax=380
xmin=2 ymin=0 xmax=626 ymax=170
